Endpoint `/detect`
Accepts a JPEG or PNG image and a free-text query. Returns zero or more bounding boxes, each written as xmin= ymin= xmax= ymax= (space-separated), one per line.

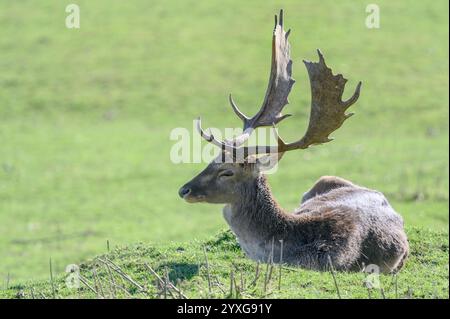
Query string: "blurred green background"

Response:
xmin=0 ymin=0 xmax=448 ymax=284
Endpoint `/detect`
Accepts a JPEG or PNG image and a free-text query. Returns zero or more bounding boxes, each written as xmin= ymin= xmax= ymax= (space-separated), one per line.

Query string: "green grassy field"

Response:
xmin=1 ymin=228 xmax=448 ymax=299
xmin=0 ymin=0 xmax=448 ymax=298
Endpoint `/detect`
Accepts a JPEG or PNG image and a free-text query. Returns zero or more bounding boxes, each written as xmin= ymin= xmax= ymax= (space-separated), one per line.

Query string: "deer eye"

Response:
xmin=218 ymin=170 xmax=234 ymax=178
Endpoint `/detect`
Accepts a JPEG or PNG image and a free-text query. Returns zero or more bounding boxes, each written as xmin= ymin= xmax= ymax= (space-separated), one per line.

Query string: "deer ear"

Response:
xmin=256 ymin=153 xmax=284 ymax=173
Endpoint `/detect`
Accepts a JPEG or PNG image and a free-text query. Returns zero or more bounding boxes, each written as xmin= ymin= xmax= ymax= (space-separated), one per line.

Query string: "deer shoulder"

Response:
xmin=301 ymin=176 xmax=357 ymax=204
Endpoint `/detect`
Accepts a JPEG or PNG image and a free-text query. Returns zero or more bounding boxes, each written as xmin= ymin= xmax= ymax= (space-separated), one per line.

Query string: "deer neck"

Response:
xmin=224 ymin=175 xmax=287 ymax=239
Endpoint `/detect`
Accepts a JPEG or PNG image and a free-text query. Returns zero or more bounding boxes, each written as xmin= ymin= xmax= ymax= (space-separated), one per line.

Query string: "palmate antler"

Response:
xmin=196 ymin=10 xmax=361 ymax=160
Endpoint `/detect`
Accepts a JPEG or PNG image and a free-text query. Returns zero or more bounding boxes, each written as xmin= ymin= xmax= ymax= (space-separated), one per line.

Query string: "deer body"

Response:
xmin=222 ymin=175 xmax=408 ymax=272
xmin=179 ymin=10 xmax=409 ymax=273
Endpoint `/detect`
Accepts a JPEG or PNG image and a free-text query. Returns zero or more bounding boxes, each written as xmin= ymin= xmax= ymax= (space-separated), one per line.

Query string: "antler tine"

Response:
xmin=196 ymin=117 xmax=279 ymax=159
xmin=228 ymin=94 xmax=250 ymax=127
xmin=195 ymin=117 xmax=229 ymax=150
xmin=342 ymin=81 xmax=362 ymax=109
xmin=279 ymin=9 xmax=283 ymax=27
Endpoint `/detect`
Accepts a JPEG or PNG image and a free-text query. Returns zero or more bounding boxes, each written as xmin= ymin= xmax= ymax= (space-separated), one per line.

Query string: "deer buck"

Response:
xmin=178 ymin=10 xmax=408 ymax=273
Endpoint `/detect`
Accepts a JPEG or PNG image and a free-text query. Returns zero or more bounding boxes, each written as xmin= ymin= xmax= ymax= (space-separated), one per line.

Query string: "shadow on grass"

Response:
xmin=157 ymin=262 xmax=199 ymax=282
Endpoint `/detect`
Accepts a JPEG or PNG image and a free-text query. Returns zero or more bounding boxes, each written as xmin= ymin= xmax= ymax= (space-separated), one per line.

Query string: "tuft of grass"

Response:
xmin=0 ymin=227 xmax=447 ymax=299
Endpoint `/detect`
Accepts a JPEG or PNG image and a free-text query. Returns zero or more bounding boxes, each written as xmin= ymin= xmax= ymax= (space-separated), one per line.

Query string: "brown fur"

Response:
xmin=179 ymin=163 xmax=409 ymax=273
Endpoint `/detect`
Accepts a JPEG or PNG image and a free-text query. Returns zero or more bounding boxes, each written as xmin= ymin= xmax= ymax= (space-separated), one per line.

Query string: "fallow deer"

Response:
xmin=178 ymin=10 xmax=409 ymax=273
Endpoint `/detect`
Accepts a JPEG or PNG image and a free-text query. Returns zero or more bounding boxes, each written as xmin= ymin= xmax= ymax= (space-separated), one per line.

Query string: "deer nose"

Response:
xmin=178 ymin=186 xmax=191 ymax=198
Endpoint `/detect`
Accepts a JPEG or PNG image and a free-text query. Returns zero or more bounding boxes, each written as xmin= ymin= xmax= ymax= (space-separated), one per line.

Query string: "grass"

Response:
xmin=0 ymin=227 xmax=448 ymax=299
xmin=0 ymin=0 xmax=448 ymax=298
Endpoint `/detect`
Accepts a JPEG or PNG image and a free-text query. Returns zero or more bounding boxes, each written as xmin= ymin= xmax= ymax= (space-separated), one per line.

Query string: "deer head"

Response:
xmin=178 ymin=10 xmax=361 ymax=204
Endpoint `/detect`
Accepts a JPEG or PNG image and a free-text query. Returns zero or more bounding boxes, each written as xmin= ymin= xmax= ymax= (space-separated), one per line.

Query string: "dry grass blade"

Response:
xmin=92 ymin=264 xmax=105 ymax=298
xmin=163 ymin=267 xmax=168 ymax=299
xmin=233 ymin=271 xmax=240 ymax=298
xmin=263 ymin=254 xmax=271 ymax=294
xmin=278 ymin=240 xmax=284 ymax=290
xmin=212 ymin=275 xmax=226 ymax=294
xmin=229 ymin=269 xmax=234 ymax=298
xmin=49 ymin=258 xmax=56 ymax=299
xmin=144 ymin=263 xmax=187 ymax=299
xmin=249 ymin=262 xmax=260 ymax=287
xmin=109 ymin=281 xmax=133 ymax=298
xmin=268 ymin=238 xmax=275 ymax=281
xmin=407 ymin=287 xmax=413 ymax=298
xmin=240 ymin=270 xmax=245 ymax=294
xmin=380 ymin=287 xmax=386 ymax=299
xmin=104 ymin=262 xmax=117 ymax=298
xmin=203 ymin=246 xmax=212 ymax=296
xmin=176 ymin=279 xmax=184 ymax=299
xmin=78 ymin=274 xmax=99 ymax=295
xmin=327 ymin=255 xmax=341 ymax=299
xmin=97 ymin=257 xmax=147 ymax=296
xmin=6 ymin=272 xmax=10 ymax=290
xmin=394 ymin=274 xmax=399 ymax=299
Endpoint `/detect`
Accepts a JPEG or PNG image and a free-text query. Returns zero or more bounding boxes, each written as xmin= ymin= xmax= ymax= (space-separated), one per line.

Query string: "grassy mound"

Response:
xmin=1 ymin=227 xmax=448 ymax=299
xmin=1 ymin=0 xmax=448 ymax=283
